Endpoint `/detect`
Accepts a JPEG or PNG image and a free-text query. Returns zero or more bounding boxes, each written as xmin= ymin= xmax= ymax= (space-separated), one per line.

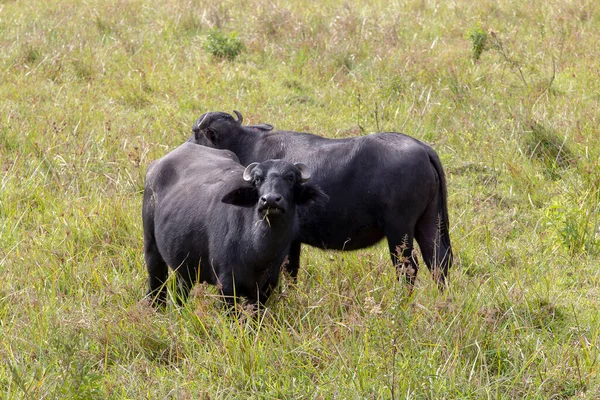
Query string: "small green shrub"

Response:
xmin=467 ymin=25 xmax=488 ymax=61
xmin=204 ymin=30 xmax=244 ymax=61
xmin=545 ymin=189 xmax=600 ymax=257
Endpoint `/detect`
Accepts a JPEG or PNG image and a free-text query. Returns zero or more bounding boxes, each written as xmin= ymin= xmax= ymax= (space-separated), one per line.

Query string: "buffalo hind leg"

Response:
xmin=143 ymin=189 xmax=168 ymax=307
xmin=415 ymin=209 xmax=451 ymax=290
xmin=386 ymin=229 xmax=420 ymax=292
xmin=145 ymin=241 xmax=168 ymax=307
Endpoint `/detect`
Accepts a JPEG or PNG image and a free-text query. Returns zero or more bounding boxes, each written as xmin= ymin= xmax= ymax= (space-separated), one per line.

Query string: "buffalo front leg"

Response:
xmin=258 ymin=266 xmax=283 ymax=305
xmin=216 ymin=273 xmax=238 ymax=308
xmin=173 ymin=263 xmax=200 ymax=305
xmin=284 ymin=240 xmax=302 ymax=280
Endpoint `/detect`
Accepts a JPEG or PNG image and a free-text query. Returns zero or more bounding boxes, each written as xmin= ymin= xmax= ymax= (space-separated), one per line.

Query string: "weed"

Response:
xmin=545 ymin=185 xmax=600 ymax=257
xmin=204 ymin=29 xmax=244 ymax=61
xmin=466 ymin=25 xmax=488 ymax=61
xmin=487 ymin=30 xmax=529 ymax=87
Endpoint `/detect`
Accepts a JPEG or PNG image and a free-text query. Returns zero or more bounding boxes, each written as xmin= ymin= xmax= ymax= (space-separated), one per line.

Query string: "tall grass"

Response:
xmin=1 ymin=0 xmax=599 ymax=397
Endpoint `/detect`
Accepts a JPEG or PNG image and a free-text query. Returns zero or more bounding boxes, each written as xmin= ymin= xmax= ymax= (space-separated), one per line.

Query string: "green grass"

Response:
xmin=1 ymin=0 xmax=599 ymax=398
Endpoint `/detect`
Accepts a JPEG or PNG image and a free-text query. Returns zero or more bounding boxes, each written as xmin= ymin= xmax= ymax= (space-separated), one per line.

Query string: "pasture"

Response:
xmin=1 ymin=0 xmax=599 ymax=398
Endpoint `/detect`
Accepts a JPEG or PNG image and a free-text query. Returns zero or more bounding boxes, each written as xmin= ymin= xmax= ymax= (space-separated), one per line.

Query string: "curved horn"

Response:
xmin=233 ymin=110 xmax=243 ymax=125
xmin=192 ymin=113 xmax=210 ymax=134
xmin=294 ymin=163 xmax=311 ymax=182
xmin=243 ymin=162 xmax=260 ymax=182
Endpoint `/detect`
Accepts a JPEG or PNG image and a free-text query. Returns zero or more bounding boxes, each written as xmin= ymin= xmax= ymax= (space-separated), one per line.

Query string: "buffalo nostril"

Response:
xmin=260 ymin=194 xmax=282 ymax=206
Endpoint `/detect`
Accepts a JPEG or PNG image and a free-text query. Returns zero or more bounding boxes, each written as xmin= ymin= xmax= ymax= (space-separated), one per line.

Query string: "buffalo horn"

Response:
xmin=294 ymin=163 xmax=311 ymax=182
xmin=243 ymin=162 xmax=259 ymax=182
xmin=192 ymin=113 xmax=210 ymax=134
xmin=233 ymin=110 xmax=243 ymax=125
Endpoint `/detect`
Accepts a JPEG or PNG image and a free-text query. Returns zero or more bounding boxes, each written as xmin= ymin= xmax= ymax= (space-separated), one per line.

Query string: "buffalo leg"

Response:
xmin=216 ymin=273 xmax=238 ymax=307
xmin=145 ymin=241 xmax=168 ymax=307
xmin=415 ymin=209 xmax=451 ymax=290
xmin=143 ymin=188 xmax=168 ymax=307
xmin=386 ymin=229 xmax=420 ymax=290
xmin=285 ymin=240 xmax=302 ymax=279
xmin=258 ymin=267 xmax=282 ymax=304
xmin=174 ymin=263 xmax=198 ymax=305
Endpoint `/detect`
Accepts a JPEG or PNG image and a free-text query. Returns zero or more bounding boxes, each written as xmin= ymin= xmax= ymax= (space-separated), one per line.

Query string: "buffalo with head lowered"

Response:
xmin=188 ymin=111 xmax=453 ymax=289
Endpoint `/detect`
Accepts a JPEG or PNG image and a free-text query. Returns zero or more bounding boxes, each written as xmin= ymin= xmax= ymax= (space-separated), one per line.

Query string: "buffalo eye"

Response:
xmin=253 ymin=176 xmax=263 ymax=186
xmin=286 ymin=175 xmax=295 ymax=183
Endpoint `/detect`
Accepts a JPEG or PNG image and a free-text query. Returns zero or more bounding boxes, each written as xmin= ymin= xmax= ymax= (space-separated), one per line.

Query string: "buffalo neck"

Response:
xmin=234 ymin=129 xmax=286 ymax=165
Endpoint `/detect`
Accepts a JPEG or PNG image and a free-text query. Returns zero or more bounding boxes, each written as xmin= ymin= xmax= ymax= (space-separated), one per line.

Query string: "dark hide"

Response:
xmin=142 ymin=143 xmax=327 ymax=307
xmin=189 ymin=111 xmax=453 ymax=288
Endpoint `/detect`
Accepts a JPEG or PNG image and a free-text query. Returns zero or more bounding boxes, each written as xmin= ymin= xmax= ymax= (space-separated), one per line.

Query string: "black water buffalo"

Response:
xmin=188 ymin=111 xmax=453 ymax=288
xmin=142 ymin=143 xmax=327 ymax=306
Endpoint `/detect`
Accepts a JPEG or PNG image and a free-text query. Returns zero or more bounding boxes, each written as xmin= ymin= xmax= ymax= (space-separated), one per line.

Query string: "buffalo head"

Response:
xmin=221 ymin=160 xmax=328 ymax=221
xmin=190 ymin=111 xmax=273 ymax=147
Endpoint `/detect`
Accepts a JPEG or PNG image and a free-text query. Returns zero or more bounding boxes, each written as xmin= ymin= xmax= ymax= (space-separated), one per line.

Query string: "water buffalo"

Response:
xmin=188 ymin=111 xmax=453 ymax=289
xmin=142 ymin=143 xmax=327 ymax=306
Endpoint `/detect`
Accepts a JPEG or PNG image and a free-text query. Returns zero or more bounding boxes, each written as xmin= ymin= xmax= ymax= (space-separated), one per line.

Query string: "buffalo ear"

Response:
xmin=295 ymin=184 xmax=329 ymax=206
xmin=193 ymin=128 xmax=203 ymax=143
xmin=221 ymin=186 xmax=258 ymax=207
xmin=204 ymin=128 xmax=218 ymax=144
xmin=248 ymin=123 xmax=274 ymax=131
xmin=192 ymin=127 xmax=217 ymax=144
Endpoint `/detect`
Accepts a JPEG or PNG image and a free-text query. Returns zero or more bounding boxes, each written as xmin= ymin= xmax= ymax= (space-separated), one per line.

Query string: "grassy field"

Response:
xmin=1 ymin=0 xmax=599 ymax=398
